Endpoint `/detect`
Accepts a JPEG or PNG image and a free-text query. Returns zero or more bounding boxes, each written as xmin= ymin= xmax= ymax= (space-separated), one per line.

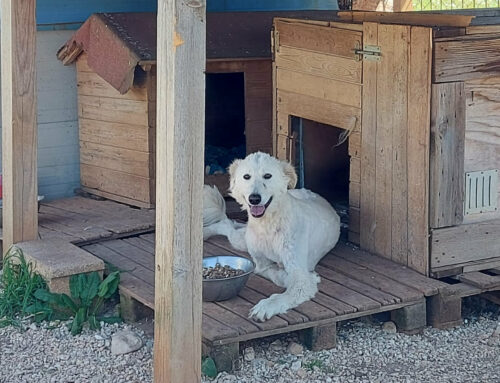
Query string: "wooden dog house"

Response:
xmin=272 ymin=11 xmax=500 ymax=277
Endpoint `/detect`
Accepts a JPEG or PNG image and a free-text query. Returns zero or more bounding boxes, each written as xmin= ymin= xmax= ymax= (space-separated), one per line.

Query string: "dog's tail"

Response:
xmin=203 ymin=185 xmax=227 ymax=227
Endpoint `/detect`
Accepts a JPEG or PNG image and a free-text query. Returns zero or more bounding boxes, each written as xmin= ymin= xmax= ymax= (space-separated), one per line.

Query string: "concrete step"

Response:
xmin=14 ymin=239 xmax=105 ymax=294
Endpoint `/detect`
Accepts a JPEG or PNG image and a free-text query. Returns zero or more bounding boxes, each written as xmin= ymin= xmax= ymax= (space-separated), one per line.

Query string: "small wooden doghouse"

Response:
xmin=272 ymin=11 xmax=500 ymax=277
xmin=57 ymin=11 xmax=340 ymax=207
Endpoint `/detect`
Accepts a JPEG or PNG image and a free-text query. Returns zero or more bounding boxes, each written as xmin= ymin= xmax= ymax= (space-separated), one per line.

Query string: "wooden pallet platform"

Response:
xmin=82 ymin=234 xmax=452 ymax=371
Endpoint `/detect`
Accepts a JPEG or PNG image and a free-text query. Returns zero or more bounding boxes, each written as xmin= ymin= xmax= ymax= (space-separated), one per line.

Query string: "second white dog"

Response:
xmin=203 ymin=152 xmax=341 ymax=321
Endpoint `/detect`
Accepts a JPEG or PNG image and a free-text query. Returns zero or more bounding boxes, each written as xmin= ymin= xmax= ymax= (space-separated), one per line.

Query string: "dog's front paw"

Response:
xmin=249 ymin=294 xmax=289 ymax=322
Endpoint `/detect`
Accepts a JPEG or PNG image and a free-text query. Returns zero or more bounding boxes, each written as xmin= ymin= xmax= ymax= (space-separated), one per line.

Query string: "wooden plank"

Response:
xmin=1 ymin=0 xmax=38 ymax=253
xmin=348 ymin=131 xmax=361 ymax=157
xmin=458 ymin=272 xmax=500 ymax=290
xmin=79 ymin=187 xmax=154 ymax=210
xmin=429 ymin=82 xmax=465 ymax=228
xmin=332 ymin=243 xmax=445 ymax=296
xmin=349 ymin=182 xmax=360 ymax=209
xmin=154 ymin=0 xmax=205 ymax=380
xmin=349 ymin=207 xmax=360 ymax=235
xmin=75 ymin=53 xmax=93 ymax=72
xmin=317 ymin=262 xmax=400 ymax=305
xmin=203 ymin=302 xmax=260 ymax=336
xmin=433 ymin=35 xmax=500 ymax=83
xmin=466 ymin=25 xmax=500 ymax=35
xmin=349 ymin=157 xmax=361 ymax=184
xmin=275 ymin=46 xmax=362 ymax=84
xmin=122 ymin=236 xmax=156 ymax=255
xmin=80 ymin=164 xmax=153 ymax=204
xmin=359 ymin=22 xmax=378 ymax=254
xmin=79 ymin=118 xmax=152 ymax=152
xmin=275 ymin=20 xmax=362 ymax=59
xmin=202 ymin=314 xmax=239 ymax=343
xmin=320 ymin=254 xmax=423 ymax=302
xmin=310 ymin=292 xmax=356 ymax=316
xmin=431 ymin=220 xmax=500 ymax=269
xmin=276 ymin=133 xmax=291 ymax=161
xmin=338 ymin=11 xmax=474 ymax=27
xmin=101 ymin=239 xmax=155 ymax=270
xmin=277 ymin=90 xmax=360 ymax=132
xmin=77 ymin=70 xmax=147 ymax=101
xmin=407 ymin=27 xmax=432 ymax=275
xmin=118 ymin=273 xmax=155 ymax=309
xmin=277 ymin=70 xmax=361 ymax=108
xmin=78 ymin=94 xmax=148 ymax=126
xmin=388 ymin=25 xmax=410 ymax=266
xmin=374 ymin=24 xmax=394 ymax=260
xmin=80 ymin=141 xmax=152 ymax=177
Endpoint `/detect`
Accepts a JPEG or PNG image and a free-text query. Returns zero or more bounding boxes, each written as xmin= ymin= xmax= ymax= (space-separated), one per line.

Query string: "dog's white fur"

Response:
xmin=203 ymin=152 xmax=340 ymax=321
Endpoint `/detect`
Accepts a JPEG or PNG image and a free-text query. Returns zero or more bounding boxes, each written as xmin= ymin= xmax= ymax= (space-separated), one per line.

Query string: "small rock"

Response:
xmin=296 ymin=368 xmax=307 ymax=378
xmin=287 ymin=341 xmax=304 ymax=355
xmin=243 ymin=347 xmax=255 ymax=362
xmin=111 ymin=330 xmax=143 ymax=355
xmin=269 ymin=339 xmax=283 ymax=351
xmin=291 ymin=360 xmax=302 ymax=371
xmin=29 ymin=323 xmax=37 ymax=331
xmin=382 ymin=321 xmax=397 ymax=334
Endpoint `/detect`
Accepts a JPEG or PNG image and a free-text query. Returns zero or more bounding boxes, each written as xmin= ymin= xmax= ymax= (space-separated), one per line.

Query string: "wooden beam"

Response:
xmin=154 ymin=0 xmax=205 ymax=382
xmin=1 ymin=0 xmax=39 ymax=254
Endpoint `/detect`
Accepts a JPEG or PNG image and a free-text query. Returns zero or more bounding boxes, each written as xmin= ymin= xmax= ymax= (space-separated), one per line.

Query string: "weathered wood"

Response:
xmin=299 ymin=322 xmax=337 ymax=351
xmin=154 ymin=1 xmax=205 ymax=382
xmin=433 ymin=35 xmax=500 ymax=83
xmin=407 ymin=27 xmax=432 ymax=275
xmin=458 ymin=272 xmax=500 ymax=290
xmin=78 ymin=94 xmax=149 ymax=126
xmin=277 ymin=69 xmax=362 ymax=108
xmin=466 ymin=25 xmax=500 ymax=35
xmin=206 ymin=342 xmax=240 ymax=373
xmin=349 ymin=157 xmax=361 ymax=184
xmin=338 ymin=11 xmax=474 ymax=27
xmin=430 ymin=220 xmax=500 ymax=269
xmin=276 ymin=46 xmax=362 ymax=84
xmin=349 ymin=207 xmax=360 ymax=236
xmin=275 ymin=20 xmax=362 ymax=59
xmin=391 ymin=299 xmax=426 ymax=334
xmin=359 ymin=22 xmax=378 ymax=254
xmin=1 ymin=0 xmax=39 ymax=253
xmin=277 ymin=90 xmax=360 ymax=132
xmin=429 ymin=82 xmax=466 ymax=229
xmin=427 ymin=293 xmax=462 ymax=329
xmin=119 ymin=291 xmax=153 ymax=322
xmin=349 ymin=181 xmax=360 ymax=209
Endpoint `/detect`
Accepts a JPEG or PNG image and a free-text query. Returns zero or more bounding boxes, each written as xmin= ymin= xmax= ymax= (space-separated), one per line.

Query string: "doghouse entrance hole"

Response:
xmin=205 ymin=73 xmax=246 ymax=174
xmin=292 ymin=117 xmax=350 ymax=229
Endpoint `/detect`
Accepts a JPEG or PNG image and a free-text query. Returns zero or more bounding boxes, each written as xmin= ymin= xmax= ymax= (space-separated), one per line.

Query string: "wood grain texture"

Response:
xmin=407 ymin=27 xmax=432 ymax=275
xmin=275 ymin=20 xmax=361 ymax=59
xmin=429 ymin=82 xmax=465 ymax=228
xmin=1 ymin=0 xmax=39 ymax=253
xmin=78 ymin=94 xmax=148 ymax=126
xmin=360 ymin=22 xmax=378 ymax=254
xmin=431 ymin=220 xmax=500 ymax=269
xmin=275 ymin=46 xmax=362 ymax=84
xmin=154 ymin=0 xmax=205 ymax=381
xmin=433 ymin=35 xmax=500 ymax=83
xmin=338 ymin=11 xmax=474 ymax=27
xmin=277 ymin=90 xmax=360 ymax=132
xmin=463 ymin=76 xmax=500 ymax=224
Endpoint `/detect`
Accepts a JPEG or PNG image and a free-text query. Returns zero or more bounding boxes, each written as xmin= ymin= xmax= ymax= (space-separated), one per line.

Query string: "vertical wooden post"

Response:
xmin=1 ymin=0 xmax=39 ymax=255
xmin=154 ymin=0 xmax=206 ymax=382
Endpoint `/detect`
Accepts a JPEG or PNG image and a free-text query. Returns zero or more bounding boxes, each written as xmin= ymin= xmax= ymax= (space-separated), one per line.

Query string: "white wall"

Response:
xmin=0 ymin=30 xmax=81 ymax=201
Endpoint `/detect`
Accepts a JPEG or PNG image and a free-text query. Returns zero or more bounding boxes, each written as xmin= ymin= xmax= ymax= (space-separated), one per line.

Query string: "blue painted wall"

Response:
xmin=37 ymin=0 xmax=338 ymax=26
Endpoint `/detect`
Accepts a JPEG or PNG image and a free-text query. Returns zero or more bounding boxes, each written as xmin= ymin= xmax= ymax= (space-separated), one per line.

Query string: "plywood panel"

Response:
xmin=277 ymin=90 xmax=360 ymax=132
xmin=277 ymin=70 xmax=362 ymax=108
xmin=429 ymin=82 xmax=465 ymax=228
xmin=407 ymin=27 xmax=432 ymax=275
xmin=78 ymin=94 xmax=148 ymax=126
xmin=276 ymin=20 xmax=362 ymax=59
xmin=80 ymin=141 xmax=152 ymax=177
xmin=275 ymin=46 xmax=362 ymax=84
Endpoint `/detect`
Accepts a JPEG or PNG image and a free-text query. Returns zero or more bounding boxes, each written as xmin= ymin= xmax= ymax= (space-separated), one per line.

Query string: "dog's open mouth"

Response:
xmin=249 ymin=197 xmax=273 ymax=218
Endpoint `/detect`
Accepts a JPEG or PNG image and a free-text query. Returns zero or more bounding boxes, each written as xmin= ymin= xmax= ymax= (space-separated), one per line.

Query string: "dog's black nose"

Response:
xmin=249 ymin=194 xmax=262 ymax=205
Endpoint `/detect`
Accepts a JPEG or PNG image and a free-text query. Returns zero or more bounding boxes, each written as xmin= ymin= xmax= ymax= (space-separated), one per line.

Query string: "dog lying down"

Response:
xmin=203 ymin=152 xmax=341 ymax=322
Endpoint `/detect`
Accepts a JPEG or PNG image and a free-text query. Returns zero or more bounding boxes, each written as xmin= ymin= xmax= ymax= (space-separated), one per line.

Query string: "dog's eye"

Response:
xmin=243 ymin=174 xmax=251 ymax=180
xmin=263 ymin=173 xmax=272 ymax=180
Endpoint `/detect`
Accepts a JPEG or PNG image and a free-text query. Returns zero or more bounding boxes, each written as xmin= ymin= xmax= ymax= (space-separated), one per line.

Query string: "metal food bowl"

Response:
xmin=203 ymin=255 xmax=255 ymax=302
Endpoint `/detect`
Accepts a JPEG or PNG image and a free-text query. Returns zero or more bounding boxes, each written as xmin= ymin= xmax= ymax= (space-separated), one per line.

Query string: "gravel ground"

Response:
xmin=0 ymin=297 xmax=498 ymax=383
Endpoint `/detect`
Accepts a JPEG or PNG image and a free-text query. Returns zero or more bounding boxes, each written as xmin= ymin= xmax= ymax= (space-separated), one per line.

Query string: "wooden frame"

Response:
xmin=1 ymin=0 xmax=39 ymax=255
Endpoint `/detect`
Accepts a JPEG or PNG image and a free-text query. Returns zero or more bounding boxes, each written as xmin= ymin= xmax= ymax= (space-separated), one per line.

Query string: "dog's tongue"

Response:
xmin=250 ymin=205 xmax=265 ymax=216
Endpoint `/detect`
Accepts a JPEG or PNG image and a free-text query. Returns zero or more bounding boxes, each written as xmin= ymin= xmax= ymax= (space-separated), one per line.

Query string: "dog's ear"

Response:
xmin=228 ymin=159 xmax=242 ymax=191
xmin=281 ymin=161 xmax=297 ymax=189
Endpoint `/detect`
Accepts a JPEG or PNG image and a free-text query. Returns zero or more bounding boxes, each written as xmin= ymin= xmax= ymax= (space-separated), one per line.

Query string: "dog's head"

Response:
xmin=228 ymin=152 xmax=297 ymax=219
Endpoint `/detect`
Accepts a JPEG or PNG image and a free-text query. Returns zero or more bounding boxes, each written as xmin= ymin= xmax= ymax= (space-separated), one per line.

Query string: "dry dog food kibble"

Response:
xmin=203 ymin=263 xmax=245 ymax=279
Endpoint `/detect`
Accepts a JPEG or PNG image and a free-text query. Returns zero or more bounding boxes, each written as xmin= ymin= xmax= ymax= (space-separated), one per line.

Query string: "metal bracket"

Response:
xmin=354 ymin=45 xmax=381 ymax=62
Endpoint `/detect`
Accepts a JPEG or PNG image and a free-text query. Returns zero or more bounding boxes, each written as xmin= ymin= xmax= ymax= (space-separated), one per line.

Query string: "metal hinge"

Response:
xmin=354 ymin=44 xmax=381 ymax=62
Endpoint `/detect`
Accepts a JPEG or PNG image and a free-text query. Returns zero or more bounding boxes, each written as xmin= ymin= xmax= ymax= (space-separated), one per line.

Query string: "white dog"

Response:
xmin=203 ymin=152 xmax=340 ymax=321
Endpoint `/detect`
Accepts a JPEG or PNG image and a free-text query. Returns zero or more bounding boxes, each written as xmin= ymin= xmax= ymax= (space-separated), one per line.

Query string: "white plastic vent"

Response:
xmin=465 ymin=169 xmax=498 ymax=215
